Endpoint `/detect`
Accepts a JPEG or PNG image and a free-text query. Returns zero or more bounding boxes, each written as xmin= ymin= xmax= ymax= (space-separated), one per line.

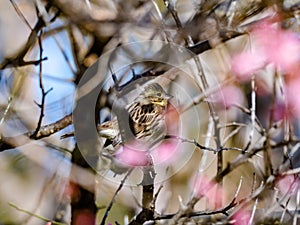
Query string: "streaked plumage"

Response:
xmin=99 ymin=83 xmax=170 ymax=175
xmin=101 ymin=83 xmax=170 ymax=147
xmin=127 ymin=83 xmax=169 ymax=141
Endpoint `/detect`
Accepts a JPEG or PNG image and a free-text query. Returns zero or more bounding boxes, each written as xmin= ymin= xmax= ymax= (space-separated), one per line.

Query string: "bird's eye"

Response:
xmin=157 ymin=93 xmax=161 ymax=97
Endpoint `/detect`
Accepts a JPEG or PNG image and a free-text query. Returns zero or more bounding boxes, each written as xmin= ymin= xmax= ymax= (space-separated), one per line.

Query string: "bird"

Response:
xmin=62 ymin=83 xmax=170 ymax=144
xmin=98 ymin=82 xmax=171 ymax=175
xmin=62 ymin=83 xmax=171 ymax=174
xmin=101 ymin=82 xmax=171 ymax=149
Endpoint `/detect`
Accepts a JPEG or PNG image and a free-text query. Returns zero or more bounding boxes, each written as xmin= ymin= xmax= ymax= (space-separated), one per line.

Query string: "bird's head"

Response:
xmin=140 ymin=83 xmax=171 ymax=107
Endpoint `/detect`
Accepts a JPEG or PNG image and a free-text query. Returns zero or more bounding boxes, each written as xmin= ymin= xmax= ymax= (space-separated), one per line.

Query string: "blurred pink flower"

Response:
xmin=273 ymin=101 xmax=287 ymax=121
xmin=232 ymin=209 xmax=251 ymax=225
xmin=232 ymin=20 xmax=300 ymax=80
xmin=254 ymin=23 xmax=300 ymax=73
xmin=116 ymin=145 xmax=149 ymax=167
xmin=117 ymin=141 xmax=179 ymax=167
xmin=276 ymin=175 xmax=298 ymax=195
xmin=231 ymin=49 xmax=266 ymax=81
xmin=152 ymin=141 xmax=178 ymax=164
xmin=192 ymin=175 xmax=224 ymax=209
xmin=212 ymin=85 xmax=244 ymax=108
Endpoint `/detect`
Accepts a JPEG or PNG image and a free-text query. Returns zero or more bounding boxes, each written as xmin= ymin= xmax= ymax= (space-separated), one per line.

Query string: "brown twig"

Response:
xmin=164 ymin=1 xmax=223 ymax=187
xmin=155 ymin=197 xmax=237 ymax=221
xmin=243 ymin=76 xmax=257 ymax=152
xmin=28 ymin=114 xmax=73 ymax=140
xmin=0 ymin=114 xmax=73 ymax=152
xmin=0 ymin=2 xmax=49 ymax=69
xmin=165 ymin=134 xmax=242 ymax=152
xmin=100 ymin=169 xmax=133 ymax=225
xmin=129 ymin=156 xmax=156 ymax=225
xmin=30 ymin=29 xmax=53 ymax=139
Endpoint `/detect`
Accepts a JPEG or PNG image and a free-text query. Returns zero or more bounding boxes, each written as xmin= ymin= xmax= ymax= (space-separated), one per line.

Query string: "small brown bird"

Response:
xmin=101 ymin=83 xmax=171 ymax=148
xmin=128 ymin=83 xmax=170 ymax=140
xmin=62 ymin=83 xmax=170 ymax=145
xmin=62 ymin=83 xmax=171 ymax=174
xmin=99 ymin=83 xmax=171 ymax=175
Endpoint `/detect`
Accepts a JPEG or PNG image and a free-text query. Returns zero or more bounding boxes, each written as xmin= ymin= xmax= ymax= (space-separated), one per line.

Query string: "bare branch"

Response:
xmin=0 ymin=4 xmax=48 ymax=69
xmin=100 ymin=169 xmax=133 ymax=225
xmin=9 ymin=202 xmax=66 ymax=225
xmin=30 ymin=29 xmax=52 ymax=139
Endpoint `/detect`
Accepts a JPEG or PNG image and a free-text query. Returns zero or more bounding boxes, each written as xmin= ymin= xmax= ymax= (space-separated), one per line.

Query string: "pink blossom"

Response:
xmin=152 ymin=141 xmax=178 ymax=164
xmin=212 ymin=85 xmax=244 ymax=108
xmin=231 ymin=49 xmax=266 ymax=81
xmin=276 ymin=175 xmax=298 ymax=195
xmin=116 ymin=146 xmax=149 ymax=167
xmin=273 ymin=101 xmax=287 ymax=121
xmin=231 ymin=20 xmax=300 ymax=80
xmin=232 ymin=209 xmax=251 ymax=225
xmin=192 ymin=175 xmax=224 ymax=209
xmin=117 ymin=141 xmax=179 ymax=167
xmin=253 ymin=23 xmax=300 ymax=73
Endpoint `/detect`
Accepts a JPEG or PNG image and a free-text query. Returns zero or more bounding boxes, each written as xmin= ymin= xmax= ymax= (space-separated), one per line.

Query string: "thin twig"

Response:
xmin=221 ymin=125 xmax=244 ymax=146
xmin=9 ymin=0 xmax=33 ymax=30
xmin=232 ymin=104 xmax=265 ymax=135
xmin=267 ymin=175 xmax=299 ymax=217
xmin=197 ymin=116 xmax=214 ymax=176
xmin=29 ymin=114 xmax=72 ymax=139
xmin=234 ymin=176 xmax=244 ymax=200
xmin=0 ymin=3 xmax=48 ymax=69
xmin=0 ymin=114 xmax=73 ymax=149
xmin=31 ymin=30 xmax=53 ymax=139
xmin=152 ymin=184 xmax=163 ymax=211
xmin=264 ymin=71 xmax=279 ymax=177
xmin=165 ymin=135 xmax=242 ymax=152
xmin=9 ymin=202 xmax=66 ymax=225
xmin=155 ymin=195 xmax=237 ymax=220
xmin=0 ymin=97 xmax=13 ymax=127
xmin=165 ymin=0 xmax=223 ymax=188
xmin=293 ymin=188 xmax=300 ymax=225
xmin=248 ymin=198 xmax=258 ymax=225
xmin=22 ymin=156 xmax=68 ymax=224
xmin=243 ymin=76 xmax=256 ymax=152
xmin=150 ymin=0 xmax=170 ymax=42
xmin=228 ymin=181 xmax=266 ymax=221
xmin=100 ymin=169 xmax=133 ymax=225
xmin=67 ymin=26 xmax=81 ymax=74
xmin=129 ymin=156 xmax=156 ymax=225
xmin=226 ymin=0 xmax=237 ymax=28
xmin=280 ymin=197 xmax=290 ymax=223
xmin=179 ymin=78 xmax=228 ymax=113
xmin=251 ymin=173 xmax=257 ymax=195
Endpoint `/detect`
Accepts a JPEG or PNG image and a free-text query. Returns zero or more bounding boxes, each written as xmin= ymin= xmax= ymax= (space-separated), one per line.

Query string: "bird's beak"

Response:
xmin=155 ymin=100 xmax=167 ymax=106
xmin=154 ymin=96 xmax=171 ymax=107
xmin=152 ymin=94 xmax=172 ymax=106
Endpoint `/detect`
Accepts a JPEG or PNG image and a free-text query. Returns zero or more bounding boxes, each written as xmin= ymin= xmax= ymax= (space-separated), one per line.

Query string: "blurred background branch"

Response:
xmin=0 ymin=0 xmax=299 ymax=224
